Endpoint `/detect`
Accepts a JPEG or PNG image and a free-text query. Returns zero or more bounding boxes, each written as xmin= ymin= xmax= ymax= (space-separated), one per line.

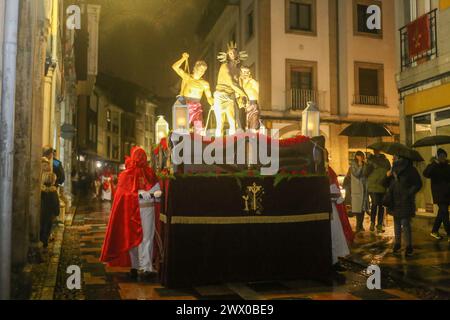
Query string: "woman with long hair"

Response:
xmin=351 ymin=151 xmax=369 ymax=233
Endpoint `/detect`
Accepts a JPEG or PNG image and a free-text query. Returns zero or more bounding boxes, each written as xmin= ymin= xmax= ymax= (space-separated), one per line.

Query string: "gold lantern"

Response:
xmin=301 ymin=102 xmax=320 ymax=138
xmin=172 ymin=100 xmax=190 ymax=134
xmin=155 ymin=115 xmax=169 ymax=143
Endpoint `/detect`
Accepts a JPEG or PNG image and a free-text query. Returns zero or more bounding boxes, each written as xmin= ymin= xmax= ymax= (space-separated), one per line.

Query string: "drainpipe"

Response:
xmin=335 ymin=0 xmax=340 ymax=115
xmin=0 ymin=0 xmax=20 ymax=300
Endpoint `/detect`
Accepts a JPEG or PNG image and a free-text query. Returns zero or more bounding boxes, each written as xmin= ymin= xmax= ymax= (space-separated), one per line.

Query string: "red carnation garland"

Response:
xmin=170 ymin=132 xmax=311 ymax=148
xmin=153 ymin=137 xmax=169 ymax=156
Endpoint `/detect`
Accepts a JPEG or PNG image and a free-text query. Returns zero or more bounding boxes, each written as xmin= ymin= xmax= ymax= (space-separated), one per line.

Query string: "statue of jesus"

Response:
xmin=213 ymin=42 xmax=248 ymax=137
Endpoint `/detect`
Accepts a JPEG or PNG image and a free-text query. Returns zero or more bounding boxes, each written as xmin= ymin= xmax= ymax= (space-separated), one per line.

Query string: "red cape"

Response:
xmin=100 ymin=148 xmax=158 ymax=267
xmin=328 ymin=167 xmax=355 ymax=245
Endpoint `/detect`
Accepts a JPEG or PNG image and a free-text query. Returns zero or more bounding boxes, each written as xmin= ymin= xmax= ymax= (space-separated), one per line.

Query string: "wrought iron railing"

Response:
xmin=289 ymin=88 xmax=319 ymax=111
xmin=400 ymin=9 xmax=438 ymax=71
xmin=353 ymin=95 xmax=386 ymax=106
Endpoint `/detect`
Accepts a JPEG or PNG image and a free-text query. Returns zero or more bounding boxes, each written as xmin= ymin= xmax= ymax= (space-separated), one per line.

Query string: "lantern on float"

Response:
xmin=172 ymin=100 xmax=189 ymax=134
xmin=155 ymin=115 xmax=169 ymax=143
xmin=301 ymin=101 xmax=320 ymax=138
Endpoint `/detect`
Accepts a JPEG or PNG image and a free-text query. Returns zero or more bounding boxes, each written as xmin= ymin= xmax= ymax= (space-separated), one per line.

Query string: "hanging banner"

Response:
xmin=407 ymin=14 xmax=431 ymax=59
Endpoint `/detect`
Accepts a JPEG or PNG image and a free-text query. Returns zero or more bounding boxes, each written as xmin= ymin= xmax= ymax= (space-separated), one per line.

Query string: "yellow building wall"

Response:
xmin=441 ymin=0 xmax=450 ymax=10
xmin=404 ymin=82 xmax=450 ymax=116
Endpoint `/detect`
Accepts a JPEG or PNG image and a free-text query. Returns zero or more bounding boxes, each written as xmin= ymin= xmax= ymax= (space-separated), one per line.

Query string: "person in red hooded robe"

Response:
xmin=328 ymin=166 xmax=354 ymax=272
xmin=100 ymin=147 xmax=162 ymax=281
xmin=101 ymin=168 xmax=114 ymax=201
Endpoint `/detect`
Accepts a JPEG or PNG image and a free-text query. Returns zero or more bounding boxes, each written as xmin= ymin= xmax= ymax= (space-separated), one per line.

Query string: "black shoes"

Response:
xmin=405 ymin=247 xmax=414 ymax=257
xmin=333 ymin=263 xmax=347 ymax=273
xmin=128 ymin=268 xmax=138 ymax=280
xmin=139 ymin=271 xmax=158 ymax=282
xmin=376 ymin=225 xmax=385 ymax=234
xmin=393 ymin=245 xmax=413 ymax=257
xmin=129 ymin=269 xmax=158 ymax=282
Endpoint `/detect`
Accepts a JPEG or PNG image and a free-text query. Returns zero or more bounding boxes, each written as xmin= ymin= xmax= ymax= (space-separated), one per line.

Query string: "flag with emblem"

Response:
xmin=407 ymin=14 xmax=431 ymax=59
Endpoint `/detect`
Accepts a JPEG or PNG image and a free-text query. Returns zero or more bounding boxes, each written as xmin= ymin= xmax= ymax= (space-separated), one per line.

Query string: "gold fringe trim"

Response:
xmin=160 ymin=212 xmax=329 ymax=225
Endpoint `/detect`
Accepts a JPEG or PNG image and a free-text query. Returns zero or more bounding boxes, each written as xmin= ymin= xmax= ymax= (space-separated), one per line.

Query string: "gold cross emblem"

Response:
xmin=242 ymin=183 xmax=264 ymax=215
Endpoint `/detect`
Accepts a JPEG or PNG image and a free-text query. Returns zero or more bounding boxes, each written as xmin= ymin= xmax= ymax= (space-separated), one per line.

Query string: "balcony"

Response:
xmin=400 ymin=9 xmax=438 ymax=71
xmin=289 ymin=89 xmax=326 ymax=111
xmin=353 ymin=95 xmax=387 ymax=106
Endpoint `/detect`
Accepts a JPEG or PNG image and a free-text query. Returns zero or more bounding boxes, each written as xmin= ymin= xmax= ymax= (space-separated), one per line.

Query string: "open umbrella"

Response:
xmin=339 ymin=121 xmax=392 ymax=138
xmin=368 ymin=142 xmax=424 ymax=162
xmin=412 ymin=135 xmax=450 ymax=148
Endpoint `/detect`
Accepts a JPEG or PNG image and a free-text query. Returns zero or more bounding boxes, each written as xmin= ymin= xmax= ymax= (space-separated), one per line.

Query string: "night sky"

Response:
xmin=90 ymin=0 xmax=229 ymax=99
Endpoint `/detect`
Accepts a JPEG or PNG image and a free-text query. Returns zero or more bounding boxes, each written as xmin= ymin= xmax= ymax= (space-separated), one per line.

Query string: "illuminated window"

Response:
xmin=106 ymin=109 xmax=111 ymax=131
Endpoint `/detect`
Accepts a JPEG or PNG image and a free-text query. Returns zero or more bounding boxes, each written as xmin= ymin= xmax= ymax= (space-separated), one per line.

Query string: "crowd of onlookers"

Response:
xmin=40 ymin=146 xmax=66 ymax=250
xmin=342 ymin=148 xmax=450 ymax=256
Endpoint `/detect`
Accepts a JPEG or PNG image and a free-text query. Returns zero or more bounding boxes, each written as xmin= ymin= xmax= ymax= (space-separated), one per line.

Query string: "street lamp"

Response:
xmin=155 ymin=115 xmax=169 ymax=143
xmin=302 ymin=101 xmax=320 ymax=138
xmin=172 ymin=101 xmax=189 ymax=134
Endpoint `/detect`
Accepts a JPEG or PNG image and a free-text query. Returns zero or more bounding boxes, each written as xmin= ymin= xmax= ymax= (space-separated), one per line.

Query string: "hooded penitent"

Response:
xmin=328 ymin=167 xmax=355 ymax=245
xmin=100 ymin=147 xmax=158 ymax=267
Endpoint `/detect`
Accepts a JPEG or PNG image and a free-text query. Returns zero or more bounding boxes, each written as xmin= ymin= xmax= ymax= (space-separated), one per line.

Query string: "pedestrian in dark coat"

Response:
xmin=364 ymin=150 xmax=391 ymax=233
xmin=52 ymin=149 xmax=65 ymax=186
xmin=384 ymin=157 xmax=422 ymax=256
xmin=423 ymin=148 xmax=450 ymax=241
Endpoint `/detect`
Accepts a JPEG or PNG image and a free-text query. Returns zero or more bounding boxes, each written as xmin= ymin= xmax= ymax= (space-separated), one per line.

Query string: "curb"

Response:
xmin=31 ymin=206 xmax=76 ymax=300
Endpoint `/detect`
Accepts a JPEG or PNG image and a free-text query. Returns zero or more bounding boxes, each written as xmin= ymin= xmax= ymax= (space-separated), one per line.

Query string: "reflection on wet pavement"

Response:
xmin=348 ymin=214 xmax=450 ymax=298
xmin=48 ymin=200 xmax=450 ymax=300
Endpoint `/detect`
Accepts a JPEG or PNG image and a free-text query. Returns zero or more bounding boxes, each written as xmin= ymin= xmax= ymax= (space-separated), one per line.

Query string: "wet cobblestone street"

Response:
xmin=29 ymin=199 xmax=450 ymax=300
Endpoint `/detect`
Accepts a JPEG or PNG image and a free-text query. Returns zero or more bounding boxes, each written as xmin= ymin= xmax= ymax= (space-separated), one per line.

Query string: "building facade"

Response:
xmin=198 ymin=0 xmax=399 ymax=174
xmin=74 ymin=3 xmax=101 ymax=177
xmin=135 ymin=97 xmax=157 ymax=156
xmin=0 ymin=0 xmax=80 ymax=298
xmin=95 ymin=87 xmax=123 ymax=172
xmin=395 ymin=0 xmax=450 ymax=215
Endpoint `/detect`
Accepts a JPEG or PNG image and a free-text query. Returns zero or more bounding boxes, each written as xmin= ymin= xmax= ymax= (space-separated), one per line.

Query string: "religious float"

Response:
xmin=152 ymin=43 xmax=333 ymax=288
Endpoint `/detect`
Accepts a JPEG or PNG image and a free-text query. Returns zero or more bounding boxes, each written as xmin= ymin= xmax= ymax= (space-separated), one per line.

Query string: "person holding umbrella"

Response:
xmin=369 ymin=142 xmax=423 ymax=256
xmin=340 ymin=121 xmax=392 ymax=232
xmin=364 ymin=149 xmax=391 ymax=233
xmin=386 ymin=156 xmax=422 ymax=256
xmin=423 ymin=149 xmax=450 ymax=241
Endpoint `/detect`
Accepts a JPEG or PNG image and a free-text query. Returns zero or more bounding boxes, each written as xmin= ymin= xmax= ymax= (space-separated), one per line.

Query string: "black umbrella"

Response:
xmin=368 ymin=142 xmax=424 ymax=162
xmin=339 ymin=121 xmax=393 ymax=138
xmin=412 ymin=135 xmax=450 ymax=148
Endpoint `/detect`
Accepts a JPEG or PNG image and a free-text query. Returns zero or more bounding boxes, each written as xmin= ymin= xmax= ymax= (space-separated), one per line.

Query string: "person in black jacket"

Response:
xmin=384 ymin=156 xmax=422 ymax=257
xmin=52 ymin=149 xmax=65 ymax=186
xmin=423 ymin=148 xmax=450 ymax=241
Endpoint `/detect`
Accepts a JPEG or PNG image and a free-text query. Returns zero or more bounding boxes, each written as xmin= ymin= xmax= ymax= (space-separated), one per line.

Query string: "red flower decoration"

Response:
xmin=160 ymin=137 xmax=169 ymax=151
